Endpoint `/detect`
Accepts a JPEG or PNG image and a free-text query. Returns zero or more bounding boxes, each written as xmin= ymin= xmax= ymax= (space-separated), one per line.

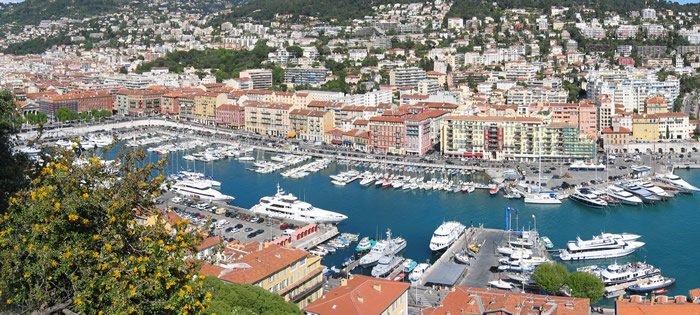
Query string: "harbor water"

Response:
xmin=105 ymin=144 xmax=700 ymax=302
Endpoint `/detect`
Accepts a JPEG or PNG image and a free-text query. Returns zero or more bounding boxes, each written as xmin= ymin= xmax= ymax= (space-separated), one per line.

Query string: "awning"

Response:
xmin=342 ymin=140 xmax=353 ymax=145
xmin=463 ymin=152 xmax=484 ymax=157
xmin=287 ymin=132 xmax=297 ymax=138
xmin=423 ymin=263 xmax=467 ymax=286
xmin=331 ymin=139 xmax=342 ymax=144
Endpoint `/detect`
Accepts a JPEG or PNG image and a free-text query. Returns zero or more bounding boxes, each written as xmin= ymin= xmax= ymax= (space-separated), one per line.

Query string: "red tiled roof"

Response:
xmin=304 ymin=275 xmax=409 ymax=315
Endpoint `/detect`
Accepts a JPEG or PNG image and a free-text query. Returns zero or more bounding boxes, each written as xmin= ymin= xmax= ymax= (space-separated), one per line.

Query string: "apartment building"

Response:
xmin=643 ymin=96 xmax=669 ymax=115
xmin=244 ymin=101 xmax=294 ymax=137
xmin=440 ymin=116 xmax=595 ymax=161
xmin=505 ymin=86 xmax=568 ymax=106
xmin=587 ymin=70 xmax=679 ymax=113
xmin=39 ymin=90 xmax=113 ymax=115
xmin=632 ymin=114 xmax=659 ymax=140
xmin=656 ymin=112 xmax=692 ymax=139
xmin=284 ymin=67 xmax=331 ymax=87
xmin=216 ymin=104 xmax=245 ymax=128
xmin=200 ymin=243 xmax=324 ymax=310
xmin=389 ymin=67 xmax=426 ymax=88
xmin=239 ymin=68 xmax=273 ymax=90
xmin=504 ymin=60 xmax=537 ymax=80
xmin=528 ymin=101 xmax=598 ymax=136
xmin=114 ymin=89 xmax=165 ymax=116
xmin=602 ymin=125 xmax=632 ymax=149
xmin=369 ymin=116 xmax=406 ymax=155
xmin=289 ymin=109 xmax=334 ymax=142
xmin=304 ymin=275 xmax=409 ymax=315
xmin=193 ymin=92 xmax=227 ymax=124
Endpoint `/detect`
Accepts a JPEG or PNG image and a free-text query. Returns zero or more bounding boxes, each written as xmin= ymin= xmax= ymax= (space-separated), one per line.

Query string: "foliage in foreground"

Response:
xmin=203 ymin=277 xmax=302 ymax=315
xmin=0 ymin=146 xmax=210 ymax=313
xmin=0 ymin=90 xmax=30 ymax=213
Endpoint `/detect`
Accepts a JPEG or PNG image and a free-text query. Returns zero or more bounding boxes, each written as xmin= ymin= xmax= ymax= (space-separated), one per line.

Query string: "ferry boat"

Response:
xmin=524 ymin=192 xmax=562 ymax=204
xmin=606 ymin=185 xmax=643 ymax=206
xmin=627 ymin=275 xmax=676 ymax=293
xmin=408 ymin=263 xmax=430 ymax=282
xmin=559 ymin=235 xmax=645 ymax=261
xmin=429 ymin=221 xmax=466 ymax=251
xmin=569 ymin=189 xmax=608 ymax=208
xmin=171 ymin=180 xmax=234 ymax=202
xmin=655 ymin=173 xmax=700 ymax=193
xmin=355 ymin=237 xmax=376 ymax=252
xmin=250 ymin=184 xmax=348 ymax=224
xmin=371 ymin=255 xmax=404 ymax=278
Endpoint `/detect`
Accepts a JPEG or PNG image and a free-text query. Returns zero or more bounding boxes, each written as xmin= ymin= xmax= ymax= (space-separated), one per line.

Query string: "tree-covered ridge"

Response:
xmin=0 ymin=0 xmax=130 ymax=26
xmin=446 ymin=0 xmax=699 ymax=19
xmin=213 ymin=0 xmax=415 ymax=23
xmin=136 ymin=41 xmax=274 ymax=82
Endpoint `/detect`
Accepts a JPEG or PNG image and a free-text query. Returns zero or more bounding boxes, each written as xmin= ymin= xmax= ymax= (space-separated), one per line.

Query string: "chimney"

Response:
xmin=357 ymin=295 xmax=364 ymax=303
xmin=340 ymin=278 xmax=348 ymax=287
xmin=264 ymin=240 xmax=269 ymax=248
xmin=373 ymin=283 xmax=382 ymax=292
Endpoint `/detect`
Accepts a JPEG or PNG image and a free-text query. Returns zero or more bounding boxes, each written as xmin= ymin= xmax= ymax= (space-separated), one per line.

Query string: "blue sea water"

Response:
xmin=104 ymin=145 xmax=700 ymax=301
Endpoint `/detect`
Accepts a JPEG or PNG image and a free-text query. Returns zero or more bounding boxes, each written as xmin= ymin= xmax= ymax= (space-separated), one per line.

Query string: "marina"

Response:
xmin=76 ymin=129 xmax=700 ymax=306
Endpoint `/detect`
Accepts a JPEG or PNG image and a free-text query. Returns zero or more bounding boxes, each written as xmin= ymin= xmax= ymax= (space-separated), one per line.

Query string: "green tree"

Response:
xmin=204 ymin=277 xmax=301 ymax=315
xmin=567 ymin=272 xmax=605 ymax=303
xmin=0 ymin=90 xmax=30 ymax=212
xmin=0 ymin=147 xmax=212 ymax=313
xmin=56 ymin=107 xmax=72 ymax=123
xmin=532 ymin=263 xmax=569 ymax=295
xmin=285 ymin=45 xmax=303 ymax=58
xmin=273 ymin=66 xmax=285 ymax=85
xmin=119 ymin=66 xmax=128 ymax=74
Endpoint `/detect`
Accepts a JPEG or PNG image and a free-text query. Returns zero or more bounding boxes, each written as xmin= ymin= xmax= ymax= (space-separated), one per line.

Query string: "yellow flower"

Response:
xmin=164 ymin=305 xmax=171 ymax=310
xmin=23 ymin=273 xmax=30 ymax=278
xmin=178 ymin=289 xmax=185 ymax=297
xmin=51 ymin=260 xmax=57 ymax=266
xmin=6 ymin=299 xmax=11 ymax=304
xmin=93 ymin=235 xmax=99 ymax=240
xmin=199 ymin=275 xmax=206 ymax=280
xmin=68 ymin=215 xmax=78 ymax=221
xmin=109 ymin=216 xmax=116 ymax=223
xmin=165 ymin=282 xmax=174 ymax=289
xmin=82 ymin=218 xmax=89 ymax=224
xmin=205 ymin=292 xmax=212 ymax=299
xmin=104 ymin=244 xmax=112 ymax=251
xmin=82 ymin=193 xmax=89 ymax=199
xmin=54 ymin=202 xmax=61 ymax=211
xmin=74 ymin=298 xmax=83 ymax=306
xmin=28 ymin=244 xmax=34 ymax=250
xmin=152 ymin=191 xmax=158 ymax=197
xmin=63 ymin=252 xmax=71 ymax=259
xmin=34 ymin=224 xmax=40 ymax=230
xmin=184 ymin=284 xmax=192 ymax=293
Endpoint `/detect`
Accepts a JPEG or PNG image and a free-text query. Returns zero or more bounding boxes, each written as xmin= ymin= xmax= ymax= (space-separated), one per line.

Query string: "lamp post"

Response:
xmin=532 ymin=214 xmax=536 ymax=232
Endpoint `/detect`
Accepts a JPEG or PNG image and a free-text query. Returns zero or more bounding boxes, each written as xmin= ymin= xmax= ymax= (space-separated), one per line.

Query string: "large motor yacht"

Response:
xmin=429 ymin=221 xmax=466 ymax=251
xmin=559 ymin=234 xmax=645 ymax=261
xmin=569 ymin=189 xmax=608 ymax=208
xmin=655 ymin=173 xmax=700 ymax=193
xmin=250 ymin=184 xmax=348 ymax=224
xmin=171 ymin=180 xmax=234 ymax=202
xmin=606 ymin=185 xmax=643 ymax=205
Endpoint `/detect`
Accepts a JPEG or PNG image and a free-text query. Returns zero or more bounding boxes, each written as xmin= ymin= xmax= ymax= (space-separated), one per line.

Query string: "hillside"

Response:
xmin=446 ymin=0 xmax=700 ymax=19
xmin=0 ymin=0 xmax=130 ymax=26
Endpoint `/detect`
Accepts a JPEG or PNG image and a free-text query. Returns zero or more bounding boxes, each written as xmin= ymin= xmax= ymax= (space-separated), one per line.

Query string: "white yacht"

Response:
xmin=371 ymin=255 xmax=404 ymax=278
xmin=250 ymin=185 xmax=348 ymax=224
xmin=606 ymin=185 xmax=643 ymax=206
xmin=582 ymin=262 xmax=660 ymax=286
xmin=619 ymin=182 xmax=661 ymax=204
xmin=559 ymin=235 xmax=645 ymax=261
xmin=524 ymin=192 xmax=562 ymax=204
xmin=429 ymin=221 xmax=466 ymax=251
xmin=358 ymin=229 xmax=407 ymax=267
xmin=593 ymin=232 xmax=641 ymax=242
xmin=638 ymin=181 xmax=673 ymax=199
xmin=408 ymin=263 xmax=430 ymax=282
xmin=569 ymin=189 xmax=608 ymax=208
xmin=171 ymin=180 xmax=234 ymax=202
xmin=655 ymin=173 xmax=700 ymax=193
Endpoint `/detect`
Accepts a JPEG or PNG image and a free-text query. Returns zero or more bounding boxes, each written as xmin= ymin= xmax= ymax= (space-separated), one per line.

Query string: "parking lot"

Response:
xmin=160 ymin=193 xmax=302 ymax=244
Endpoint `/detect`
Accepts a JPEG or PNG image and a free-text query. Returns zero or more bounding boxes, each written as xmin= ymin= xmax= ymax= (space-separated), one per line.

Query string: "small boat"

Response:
xmin=402 ymin=259 xmax=418 ymax=273
xmin=488 ymin=279 xmax=513 ymax=290
xmin=654 ymin=288 xmax=669 ymax=294
xmin=355 ymin=237 xmax=376 ymax=252
xmin=454 ymin=252 xmax=470 ymax=264
xmin=541 ymin=236 xmax=554 ymax=249
xmin=490 ymin=186 xmax=500 ymax=195
xmin=627 ymin=275 xmax=676 ymax=292
xmin=393 ymin=273 xmax=406 ymax=281
xmin=331 ymin=180 xmax=347 ymax=186
xmin=408 ymin=263 xmax=430 ymax=282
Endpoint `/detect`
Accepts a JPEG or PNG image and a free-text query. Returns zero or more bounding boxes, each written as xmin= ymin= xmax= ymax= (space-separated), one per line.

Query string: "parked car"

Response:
xmin=245 ymin=227 xmax=253 ymax=232
xmin=279 ymin=224 xmax=289 ymax=230
xmin=234 ymin=223 xmax=243 ymax=229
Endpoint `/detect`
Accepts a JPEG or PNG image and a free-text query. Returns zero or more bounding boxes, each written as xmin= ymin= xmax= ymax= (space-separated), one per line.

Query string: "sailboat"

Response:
xmin=524 ymin=144 xmax=561 ymax=204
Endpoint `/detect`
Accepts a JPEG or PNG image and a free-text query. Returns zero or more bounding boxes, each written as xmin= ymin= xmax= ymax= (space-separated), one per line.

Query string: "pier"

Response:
xmin=291 ymin=225 xmax=339 ymax=250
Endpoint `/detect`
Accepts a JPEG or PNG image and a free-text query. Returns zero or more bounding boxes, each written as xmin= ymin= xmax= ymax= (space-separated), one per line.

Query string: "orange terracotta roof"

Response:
xmin=615 ymin=299 xmax=700 ymax=315
xmin=447 ymin=115 xmax=542 ymax=123
xmin=303 ymin=275 xmax=409 ymax=315
xmin=423 ymin=286 xmax=588 ymax=315
xmin=198 ymin=236 xmax=221 ymax=251
xmin=202 ymin=244 xmax=310 ymax=285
